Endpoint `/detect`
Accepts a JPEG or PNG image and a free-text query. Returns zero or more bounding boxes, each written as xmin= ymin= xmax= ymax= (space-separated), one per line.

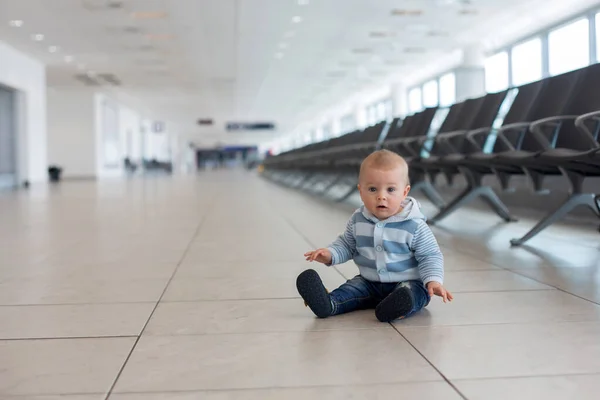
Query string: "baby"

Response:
xmin=296 ymin=149 xmax=453 ymax=322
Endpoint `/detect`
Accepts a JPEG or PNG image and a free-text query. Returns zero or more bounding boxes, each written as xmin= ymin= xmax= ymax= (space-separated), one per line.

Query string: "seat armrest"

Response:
xmin=575 ymin=110 xmax=600 ymax=148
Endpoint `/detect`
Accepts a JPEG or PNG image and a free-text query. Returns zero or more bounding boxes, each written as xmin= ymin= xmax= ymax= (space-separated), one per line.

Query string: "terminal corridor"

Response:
xmin=1 ymin=170 xmax=599 ymax=399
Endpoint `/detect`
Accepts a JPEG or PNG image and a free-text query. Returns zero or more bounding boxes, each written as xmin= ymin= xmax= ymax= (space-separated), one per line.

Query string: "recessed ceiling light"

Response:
xmin=275 ymin=53 xmax=284 ymax=59
xmin=32 ymin=34 xmax=44 ymax=41
xmin=48 ymin=46 xmax=59 ymax=53
xmin=131 ymin=11 xmax=167 ymax=19
xmin=64 ymin=55 xmax=74 ymax=63
xmin=292 ymin=16 xmax=303 ymax=23
xmin=279 ymin=42 xmax=288 ymax=49
xmin=298 ymin=0 xmax=309 ymax=5
xmin=9 ymin=20 xmax=24 ymax=27
xmin=391 ymin=9 xmax=423 ymax=16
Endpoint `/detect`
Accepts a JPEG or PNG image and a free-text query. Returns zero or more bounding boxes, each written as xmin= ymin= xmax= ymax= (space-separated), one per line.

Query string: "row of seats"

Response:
xmin=262 ymin=63 xmax=600 ymax=246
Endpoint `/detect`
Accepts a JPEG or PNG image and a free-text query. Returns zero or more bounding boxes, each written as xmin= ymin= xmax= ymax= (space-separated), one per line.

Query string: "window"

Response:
xmin=485 ymin=52 xmax=509 ymax=92
xmin=101 ymin=100 xmax=120 ymax=168
xmin=439 ymin=73 xmax=456 ymax=106
xmin=339 ymin=114 xmax=355 ymax=134
xmin=321 ymin=124 xmax=332 ymax=140
xmin=376 ymin=101 xmax=386 ymax=121
xmin=596 ymin=13 xmax=600 ymax=62
xmin=422 ymin=80 xmax=439 ymax=107
xmin=408 ymin=87 xmax=422 ymax=113
xmin=548 ymin=18 xmax=589 ymax=76
xmin=511 ymin=37 xmax=542 ymax=86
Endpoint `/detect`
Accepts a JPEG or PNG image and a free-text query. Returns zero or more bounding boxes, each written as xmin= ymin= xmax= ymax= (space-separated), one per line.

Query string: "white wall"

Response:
xmin=119 ymin=105 xmax=142 ymax=161
xmin=95 ymin=93 xmax=124 ymax=178
xmin=47 ymin=88 xmax=97 ymax=178
xmin=0 ymin=40 xmax=47 ymax=184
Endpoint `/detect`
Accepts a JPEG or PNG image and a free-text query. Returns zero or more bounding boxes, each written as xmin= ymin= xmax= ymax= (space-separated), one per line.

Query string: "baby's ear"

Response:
xmin=357 ymin=183 xmax=361 ymax=190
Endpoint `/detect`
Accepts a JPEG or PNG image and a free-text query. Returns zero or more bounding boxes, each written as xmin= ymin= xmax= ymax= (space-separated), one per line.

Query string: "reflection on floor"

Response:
xmin=1 ymin=169 xmax=599 ymax=399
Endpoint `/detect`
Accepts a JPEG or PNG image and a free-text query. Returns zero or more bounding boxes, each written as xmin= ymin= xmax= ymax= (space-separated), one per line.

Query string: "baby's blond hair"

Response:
xmin=359 ymin=150 xmax=410 ymax=185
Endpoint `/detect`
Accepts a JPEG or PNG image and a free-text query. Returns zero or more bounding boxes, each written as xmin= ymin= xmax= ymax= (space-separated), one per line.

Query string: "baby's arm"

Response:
xmin=411 ymin=222 xmax=453 ymax=302
xmin=326 ymin=216 xmax=357 ymax=265
xmin=305 ymin=216 xmax=356 ymax=266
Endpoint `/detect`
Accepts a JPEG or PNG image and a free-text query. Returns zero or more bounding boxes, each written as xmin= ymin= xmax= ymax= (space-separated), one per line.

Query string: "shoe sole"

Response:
xmin=375 ymin=286 xmax=413 ymax=322
xmin=296 ymin=269 xmax=333 ymax=318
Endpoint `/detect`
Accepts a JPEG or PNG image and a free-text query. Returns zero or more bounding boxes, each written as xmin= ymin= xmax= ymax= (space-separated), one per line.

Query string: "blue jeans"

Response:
xmin=329 ymin=275 xmax=430 ymax=318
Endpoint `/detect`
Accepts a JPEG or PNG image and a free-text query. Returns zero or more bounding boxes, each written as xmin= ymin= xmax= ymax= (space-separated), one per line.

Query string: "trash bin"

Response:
xmin=48 ymin=166 xmax=62 ymax=183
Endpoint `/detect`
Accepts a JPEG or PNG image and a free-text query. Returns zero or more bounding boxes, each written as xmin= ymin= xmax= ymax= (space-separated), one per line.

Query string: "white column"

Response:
xmin=391 ymin=82 xmax=407 ymax=117
xmin=47 ymin=88 xmax=98 ymax=179
xmin=454 ymin=45 xmax=486 ymax=102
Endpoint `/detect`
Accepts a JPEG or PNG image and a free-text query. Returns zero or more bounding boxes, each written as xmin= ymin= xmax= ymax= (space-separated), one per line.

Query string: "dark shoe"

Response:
xmin=375 ymin=284 xmax=414 ymax=322
xmin=296 ymin=269 xmax=333 ymax=318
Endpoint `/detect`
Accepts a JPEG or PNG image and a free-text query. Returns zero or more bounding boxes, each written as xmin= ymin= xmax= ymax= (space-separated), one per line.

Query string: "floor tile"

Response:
xmin=455 ymin=374 xmax=600 ymax=400
xmin=2 ymin=396 xmax=103 ymax=400
xmin=174 ymin=260 xmax=311 ymax=279
xmin=113 ymin=329 xmax=441 ymax=392
xmin=145 ymin=300 xmax=383 ymax=335
xmin=393 ymin=290 xmax=600 ymax=328
xmin=0 ymin=278 xmax=169 ymax=305
xmin=400 ymin=321 xmax=600 ymax=380
xmin=443 ymin=270 xmax=554 ymax=293
xmin=0 ymin=337 xmax=135 ymax=395
xmin=0 ymin=303 xmax=155 ymax=339
xmin=441 ymin=251 xmax=501 ymax=271
xmin=162 ymin=268 xmax=346 ymax=301
xmin=505 ymin=265 xmax=600 ymax=304
xmin=110 ymin=381 xmax=461 ymax=399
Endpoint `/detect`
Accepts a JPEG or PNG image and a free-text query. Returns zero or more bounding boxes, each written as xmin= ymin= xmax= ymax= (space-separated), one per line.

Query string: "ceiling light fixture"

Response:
xmin=32 ymin=34 xmax=44 ymax=41
xmin=298 ymin=0 xmax=310 ymax=5
xmin=391 ymin=9 xmax=423 ymax=16
xmin=64 ymin=55 xmax=74 ymax=63
xmin=9 ymin=20 xmax=24 ymax=27
xmin=279 ymin=42 xmax=288 ymax=49
xmin=292 ymin=16 xmax=302 ymax=23
xmin=48 ymin=46 xmax=59 ymax=53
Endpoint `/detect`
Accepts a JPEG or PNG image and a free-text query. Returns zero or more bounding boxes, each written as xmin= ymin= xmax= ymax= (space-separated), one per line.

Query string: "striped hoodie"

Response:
xmin=327 ymin=196 xmax=444 ymax=285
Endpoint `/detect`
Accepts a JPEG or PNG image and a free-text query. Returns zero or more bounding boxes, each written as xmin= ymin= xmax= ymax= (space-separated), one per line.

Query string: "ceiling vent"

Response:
xmin=74 ymin=72 xmax=122 ymax=86
xmin=74 ymin=73 xmax=101 ymax=86
xmin=98 ymin=73 xmax=121 ymax=86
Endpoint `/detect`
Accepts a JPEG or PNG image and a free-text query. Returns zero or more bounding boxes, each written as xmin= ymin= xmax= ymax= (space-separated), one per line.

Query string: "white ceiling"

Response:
xmin=1 ymin=0 xmax=599 ymax=146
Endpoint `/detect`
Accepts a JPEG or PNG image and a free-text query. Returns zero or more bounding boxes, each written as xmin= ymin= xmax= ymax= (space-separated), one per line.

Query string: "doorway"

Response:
xmin=0 ymin=85 xmax=17 ymax=189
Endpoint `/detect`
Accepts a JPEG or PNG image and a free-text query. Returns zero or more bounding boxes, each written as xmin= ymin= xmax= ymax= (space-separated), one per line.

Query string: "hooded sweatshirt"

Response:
xmin=327 ymin=196 xmax=444 ymax=285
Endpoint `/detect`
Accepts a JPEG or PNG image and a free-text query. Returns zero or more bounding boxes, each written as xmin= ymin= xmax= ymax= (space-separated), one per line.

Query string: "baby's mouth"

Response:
xmin=377 ymin=205 xmax=388 ymax=209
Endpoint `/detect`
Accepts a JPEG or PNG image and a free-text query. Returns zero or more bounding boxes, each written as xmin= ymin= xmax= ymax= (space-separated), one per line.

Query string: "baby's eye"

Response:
xmin=368 ymin=187 xmax=377 ymax=192
xmin=387 ymin=187 xmax=396 ymax=193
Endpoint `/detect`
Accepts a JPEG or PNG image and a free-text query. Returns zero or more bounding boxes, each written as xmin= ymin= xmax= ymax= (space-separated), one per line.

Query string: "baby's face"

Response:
xmin=358 ymin=166 xmax=410 ymax=220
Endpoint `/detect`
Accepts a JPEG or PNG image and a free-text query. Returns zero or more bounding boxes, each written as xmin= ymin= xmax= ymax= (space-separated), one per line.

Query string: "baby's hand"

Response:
xmin=304 ymin=248 xmax=332 ymax=265
xmin=426 ymin=282 xmax=454 ymax=303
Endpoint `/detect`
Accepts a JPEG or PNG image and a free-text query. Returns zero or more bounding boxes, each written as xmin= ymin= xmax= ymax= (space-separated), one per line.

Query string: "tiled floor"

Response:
xmin=1 ymin=169 xmax=599 ymax=399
